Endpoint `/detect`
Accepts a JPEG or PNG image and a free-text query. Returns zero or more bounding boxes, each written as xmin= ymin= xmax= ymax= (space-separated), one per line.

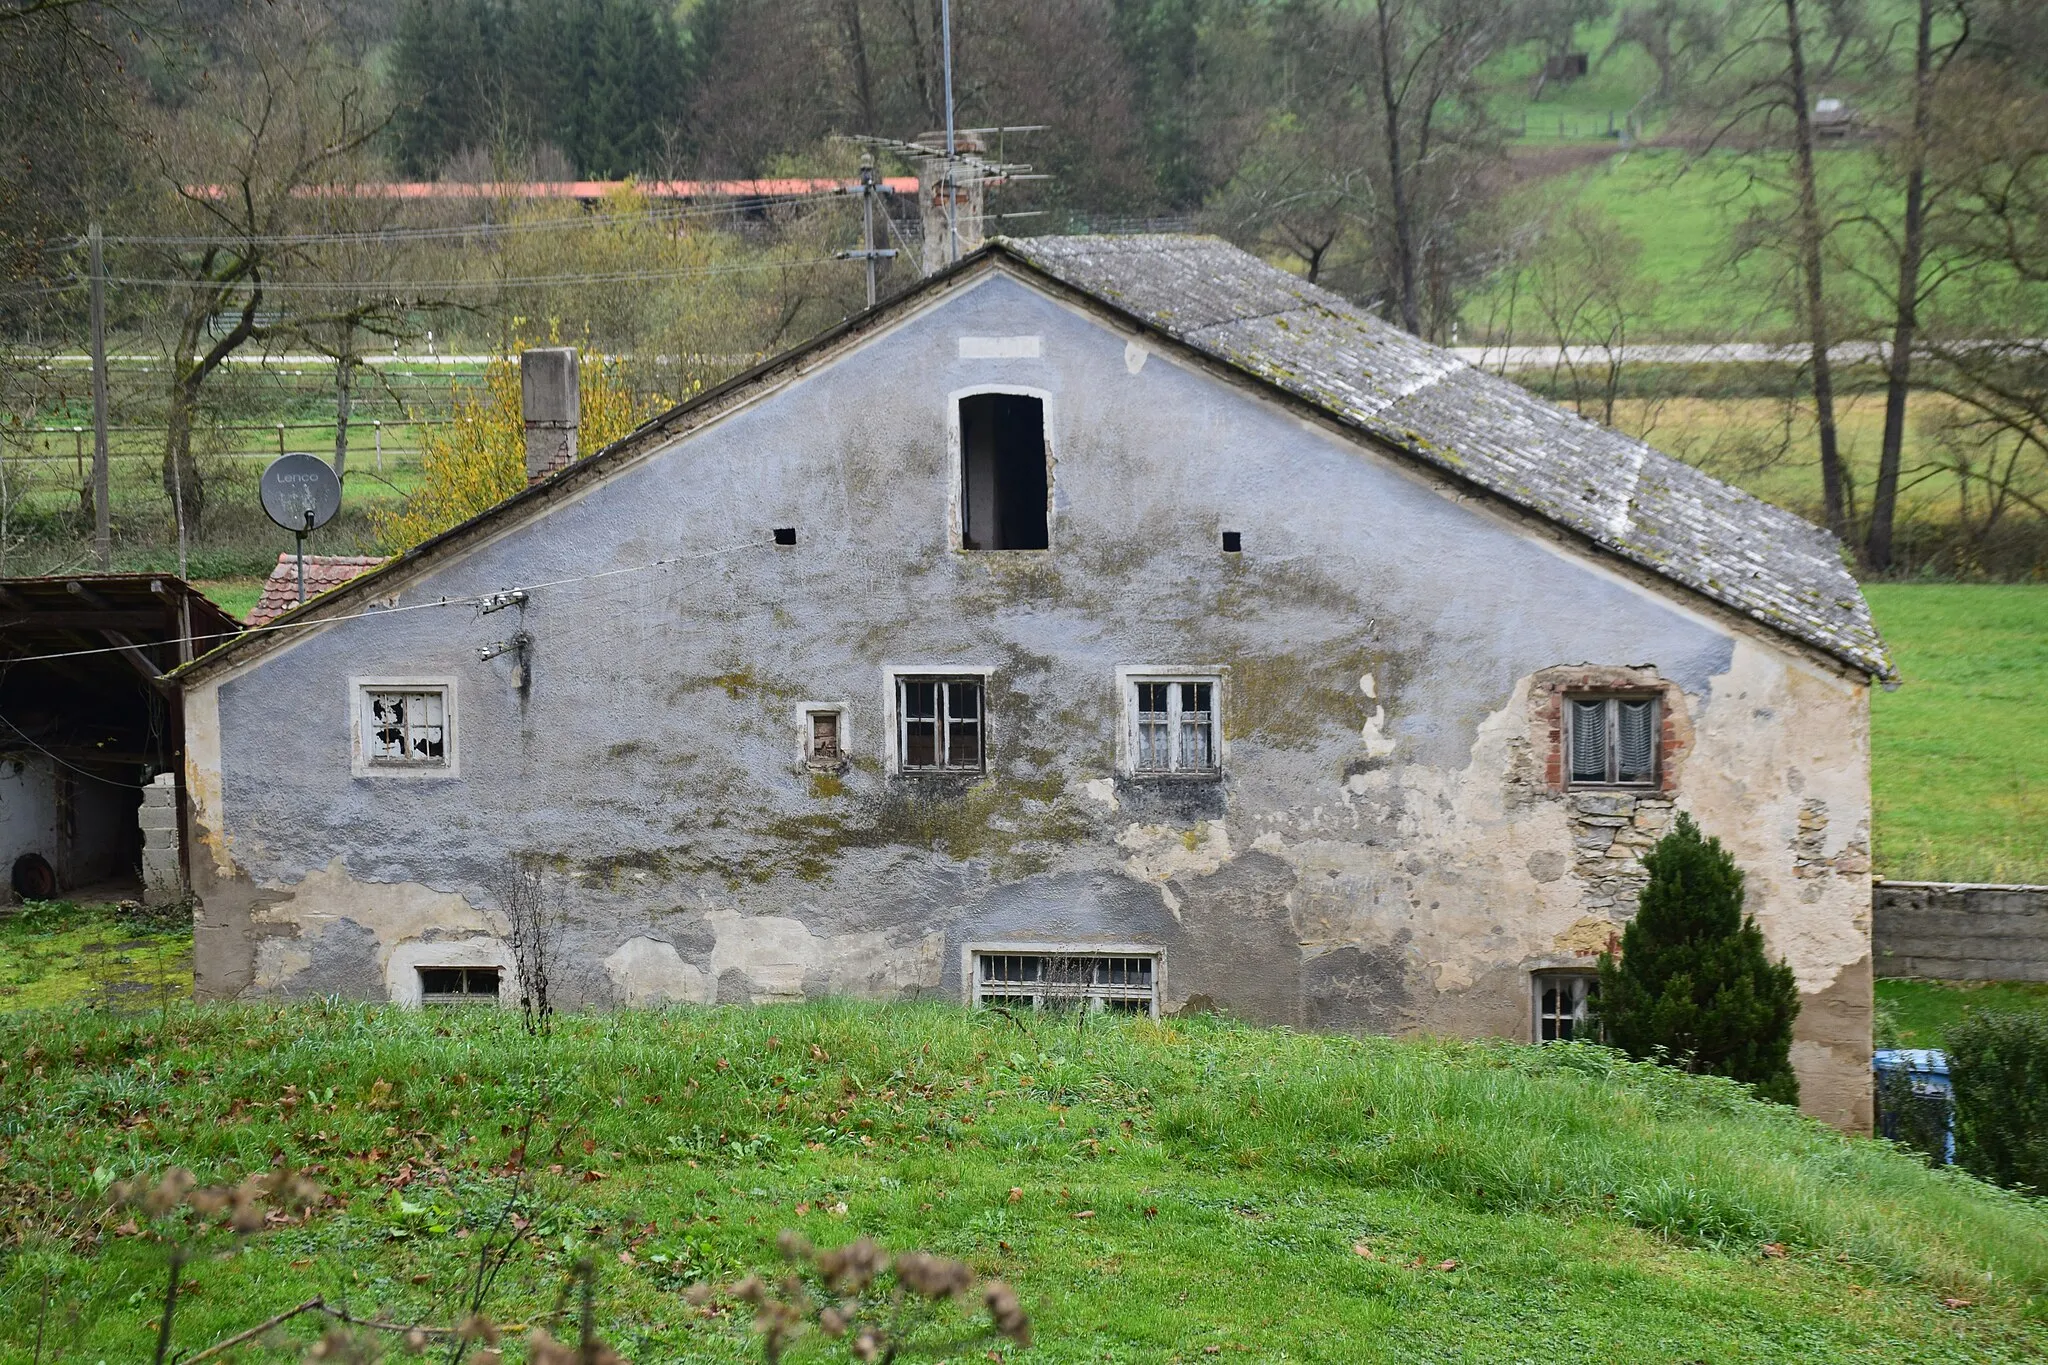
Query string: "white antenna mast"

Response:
xmin=942 ymin=0 xmax=958 ymax=266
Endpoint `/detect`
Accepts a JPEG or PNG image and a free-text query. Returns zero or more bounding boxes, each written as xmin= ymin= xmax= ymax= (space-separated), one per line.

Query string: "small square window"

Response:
xmin=973 ymin=951 xmax=1158 ymax=1016
xmin=357 ymin=683 xmax=452 ymax=772
xmin=1533 ymin=971 xmax=1599 ymax=1042
xmin=773 ymin=527 xmax=797 ymax=545
xmin=1566 ymin=695 xmax=1658 ymax=787
xmin=419 ymin=965 xmax=500 ymax=1005
xmin=897 ymin=677 xmax=985 ymax=773
xmin=806 ymin=708 xmax=845 ymax=767
xmin=1221 ymin=531 xmax=1242 ymax=553
xmin=1127 ymin=677 xmax=1219 ymax=777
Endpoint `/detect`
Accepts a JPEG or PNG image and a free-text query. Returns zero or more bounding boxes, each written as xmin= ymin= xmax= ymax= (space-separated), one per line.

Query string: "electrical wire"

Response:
xmin=0 ymin=707 xmax=145 ymax=789
xmin=96 ymin=255 xmax=848 ymax=292
xmin=0 ymin=538 xmax=775 ymax=669
xmin=85 ymin=189 xmax=858 ymax=249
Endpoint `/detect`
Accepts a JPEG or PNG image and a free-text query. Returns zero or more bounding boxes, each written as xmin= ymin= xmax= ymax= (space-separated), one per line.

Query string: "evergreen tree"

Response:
xmin=1594 ymin=812 xmax=1802 ymax=1105
xmin=389 ymin=0 xmax=506 ymax=176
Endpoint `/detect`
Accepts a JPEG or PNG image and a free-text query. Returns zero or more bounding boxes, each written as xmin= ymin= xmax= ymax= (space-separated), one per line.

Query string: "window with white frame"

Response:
xmin=1129 ymin=678 xmax=1218 ymax=776
xmin=1533 ymin=971 xmax=1599 ymax=1042
xmin=973 ymin=951 xmax=1157 ymax=1016
xmin=806 ymin=708 xmax=846 ymax=768
xmin=897 ymin=677 xmax=984 ymax=773
xmin=418 ymin=965 xmax=500 ymax=1005
xmin=1566 ymin=695 xmax=1659 ymax=787
xmin=359 ymin=685 xmax=450 ymax=768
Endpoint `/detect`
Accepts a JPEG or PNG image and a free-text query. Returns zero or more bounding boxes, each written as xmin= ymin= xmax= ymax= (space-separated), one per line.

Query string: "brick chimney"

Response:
xmin=917 ymin=131 xmax=987 ymax=276
xmin=521 ymin=347 xmax=579 ymax=485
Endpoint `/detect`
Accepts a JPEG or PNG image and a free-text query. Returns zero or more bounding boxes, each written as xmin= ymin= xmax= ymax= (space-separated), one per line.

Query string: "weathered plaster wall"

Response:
xmin=186 ymin=268 xmax=1874 ymax=1128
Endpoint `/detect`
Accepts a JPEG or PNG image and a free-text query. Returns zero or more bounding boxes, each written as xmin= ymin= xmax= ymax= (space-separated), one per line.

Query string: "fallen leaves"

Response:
xmin=1761 ymin=1242 xmax=1788 ymax=1259
xmin=1352 ymin=1242 xmax=1376 ymax=1260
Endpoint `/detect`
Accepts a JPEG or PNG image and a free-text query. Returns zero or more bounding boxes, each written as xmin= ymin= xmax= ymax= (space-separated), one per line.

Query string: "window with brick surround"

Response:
xmin=1566 ymin=695 xmax=1658 ymax=787
xmin=1533 ymin=971 xmax=1599 ymax=1042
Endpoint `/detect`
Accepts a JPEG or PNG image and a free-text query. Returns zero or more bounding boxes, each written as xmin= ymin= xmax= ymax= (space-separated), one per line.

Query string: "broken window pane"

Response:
xmin=420 ymin=965 xmax=500 ymax=1004
xmin=364 ymin=688 xmax=448 ymax=766
xmin=902 ymin=681 xmax=939 ymax=768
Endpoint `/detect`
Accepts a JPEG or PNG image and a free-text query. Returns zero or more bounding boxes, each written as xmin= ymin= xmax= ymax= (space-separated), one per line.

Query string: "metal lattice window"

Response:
xmin=1534 ymin=972 xmax=1599 ymax=1042
xmin=1132 ymin=680 xmax=1218 ymax=775
xmin=362 ymin=688 xmax=448 ymax=766
xmin=419 ymin=966 xmax=500 ymax=1005
xmin=1566 ymin=696 xmax=1658 ymax=787
xmin=898 ymin=678 xmax=984 ymax=773
xmin=973 ymin=952 xmax=1158 ymax=1016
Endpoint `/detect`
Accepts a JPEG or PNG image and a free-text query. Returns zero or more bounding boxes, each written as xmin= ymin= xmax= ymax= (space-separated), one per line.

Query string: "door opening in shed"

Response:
xmin=959 ymin=393 xmax=1049 ymax=550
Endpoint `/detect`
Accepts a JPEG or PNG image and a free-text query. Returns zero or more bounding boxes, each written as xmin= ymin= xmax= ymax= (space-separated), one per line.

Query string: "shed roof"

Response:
xmin=1003 ymin=234 xmax=1889 ymax=679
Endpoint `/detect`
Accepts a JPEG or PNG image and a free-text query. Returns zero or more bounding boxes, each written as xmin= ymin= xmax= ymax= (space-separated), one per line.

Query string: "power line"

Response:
xmin=84 ymin=191 xmax=852 ymax=249
xmin=95 ymin=256 xmax=847 ymax=292
xmin=0 ymin=538 xmax=774 ymax=669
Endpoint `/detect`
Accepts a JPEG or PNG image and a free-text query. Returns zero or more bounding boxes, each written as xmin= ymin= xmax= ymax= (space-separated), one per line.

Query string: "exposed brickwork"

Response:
xmin=1792 ymin=797 xmax=1871 ymax=880
xmin=1524 ymin=666 xmax=1694 ymax=917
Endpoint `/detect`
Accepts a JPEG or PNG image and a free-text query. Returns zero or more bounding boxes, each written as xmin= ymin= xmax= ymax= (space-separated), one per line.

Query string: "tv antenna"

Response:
xmin=259 ymin=453 xmax=343 ymax=605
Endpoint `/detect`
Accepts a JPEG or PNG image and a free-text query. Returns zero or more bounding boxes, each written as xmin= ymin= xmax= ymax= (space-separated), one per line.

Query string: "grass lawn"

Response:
xmin=1 ymin=1002 xmax=2044 ymax=1363
xmin=1876 ymin=978 xmax=2048 ymax=1050
xmin=0 ymin=900 xmax=189 ymax=1013
xmin=1865 ymin=585 xmax=2048 ymax=884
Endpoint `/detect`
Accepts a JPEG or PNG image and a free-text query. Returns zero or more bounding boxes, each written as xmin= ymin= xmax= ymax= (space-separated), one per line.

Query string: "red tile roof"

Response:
xmin=248 ymin=554 xmax=384 ymax=626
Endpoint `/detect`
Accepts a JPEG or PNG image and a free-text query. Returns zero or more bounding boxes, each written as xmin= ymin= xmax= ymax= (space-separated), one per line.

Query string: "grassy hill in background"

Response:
xmin=1 ymin=1001 xmax=2044 ymax=1362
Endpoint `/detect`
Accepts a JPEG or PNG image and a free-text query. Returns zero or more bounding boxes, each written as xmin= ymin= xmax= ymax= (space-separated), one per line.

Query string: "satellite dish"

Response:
xmin=260 ymin=453 xmax=342 ymax=534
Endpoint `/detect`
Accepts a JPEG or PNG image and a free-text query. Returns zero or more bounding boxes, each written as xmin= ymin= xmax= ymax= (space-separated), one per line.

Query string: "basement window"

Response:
xmin=1533 ymin=971 xmax=1599 ymax=1042
xmin=974 ymin=951 xmax=1158 ymax=1016
xmin=419 ymin=966 xmax=500 ymax=1005
xmin=1129 ymin=678 xmax=1219 ymax=776
xmin=1566 ymin=695 xmax=1659 ymax=787
xmin=959 ymin=392 xmax=1049 ymax=550
xmin=896 ymin=677 xmax=985 ymax=773
xmin=356 ymin=683 xmax=453 ymax=773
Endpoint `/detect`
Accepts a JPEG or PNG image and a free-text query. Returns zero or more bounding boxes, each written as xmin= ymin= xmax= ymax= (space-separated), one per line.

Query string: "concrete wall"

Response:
xmin=1874 ymin=882 xmax=2048 ymax=981
xmin=0 ymin=753 xmax=139 ymax=894
xmin=184 ymin=265 xmax=1876 ymax=1128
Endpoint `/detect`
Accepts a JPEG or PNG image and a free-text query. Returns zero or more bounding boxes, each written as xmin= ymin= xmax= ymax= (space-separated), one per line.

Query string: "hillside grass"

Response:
xmin=0 ymin=900 xmax=189 ymax=1014
xmin=1877 ymin=979 xmax=2048 ymax=1051
xmin=1865 ymin=585 xmax=2048 ymax=884
xmin=1 ymin=1002 xmax=2045 ymax=1363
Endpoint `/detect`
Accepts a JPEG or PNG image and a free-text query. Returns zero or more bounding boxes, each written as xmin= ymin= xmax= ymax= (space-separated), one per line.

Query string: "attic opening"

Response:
xmin=959 ymin=392 xmax=1049 ymax=550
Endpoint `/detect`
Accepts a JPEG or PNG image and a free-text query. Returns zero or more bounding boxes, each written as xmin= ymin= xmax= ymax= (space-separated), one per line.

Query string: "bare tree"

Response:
xmin=137 ymin=1 xmax=402 ymax=526
xmin=1517 ymin=205 xmax=1664 ymax=427
xmin=493 ymin=857 xmax=567 ymax=1036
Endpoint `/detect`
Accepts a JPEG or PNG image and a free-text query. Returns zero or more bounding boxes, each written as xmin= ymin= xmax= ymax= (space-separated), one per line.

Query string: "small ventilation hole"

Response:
xmin=1221 ymin=531 xmax=1242 ymax=552
xmin=773 ymin=527 xmax=797 ymax=546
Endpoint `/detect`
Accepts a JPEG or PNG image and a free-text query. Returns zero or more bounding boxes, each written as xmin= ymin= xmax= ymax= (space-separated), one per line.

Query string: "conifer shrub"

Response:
xmin=1948 ymin=1010 xmax=2048 ymax=1192
xmin=1595 ymin=812 xmax=1802 ymax=1105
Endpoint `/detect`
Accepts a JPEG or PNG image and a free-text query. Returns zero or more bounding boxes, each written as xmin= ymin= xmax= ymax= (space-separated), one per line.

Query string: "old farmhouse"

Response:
xmin=174 ymin=235 xmax=1891 ymax=1129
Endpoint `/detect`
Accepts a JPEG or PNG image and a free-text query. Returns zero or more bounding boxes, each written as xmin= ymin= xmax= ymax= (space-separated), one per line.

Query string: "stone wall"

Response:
xmin=1874 ymin=881 xmax=2048 ymax=982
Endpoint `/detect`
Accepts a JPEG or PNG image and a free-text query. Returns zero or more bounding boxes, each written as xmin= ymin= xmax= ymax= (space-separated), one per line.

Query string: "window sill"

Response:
xmin=1564 ymin=782 xmax=1660 ymax=793
xmin=1125 ymin=770 xmax=1223 ymax=783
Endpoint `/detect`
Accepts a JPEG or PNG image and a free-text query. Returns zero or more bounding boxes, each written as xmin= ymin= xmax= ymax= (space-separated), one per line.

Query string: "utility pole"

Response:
xmin=942 ymin=0 xmax=957 ymax=267
xmin=88 ymin=222 xmax=111 ymax=571
xmin=835 ymin=158 xmax=897 ymax=307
